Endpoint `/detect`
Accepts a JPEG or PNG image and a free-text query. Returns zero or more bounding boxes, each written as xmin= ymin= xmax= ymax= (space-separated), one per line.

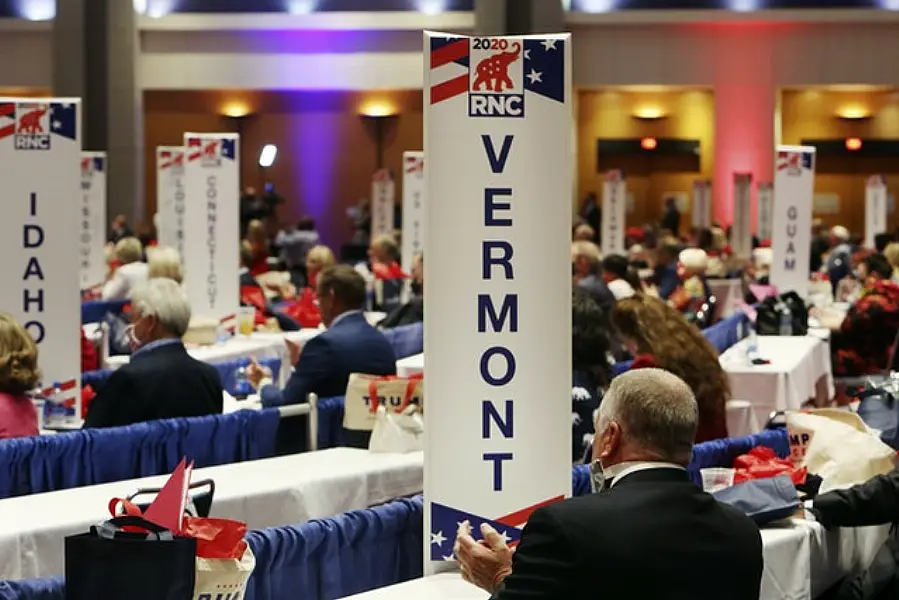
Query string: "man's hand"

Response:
xmin=285 ymin=338 xmax=301 ymax=366
xmin=246 ymin=357 xmax=273 ymax=389
xmin=454 ymin=521 xmax=513 ymax=594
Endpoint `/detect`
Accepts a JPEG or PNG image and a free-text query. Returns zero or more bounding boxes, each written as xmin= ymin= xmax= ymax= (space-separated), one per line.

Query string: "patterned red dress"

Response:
xmin=831 ymin=280 xmax=899 ymax=377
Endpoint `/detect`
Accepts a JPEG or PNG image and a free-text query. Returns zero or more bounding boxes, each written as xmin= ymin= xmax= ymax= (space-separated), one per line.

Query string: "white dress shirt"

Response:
xmin=101 ymin=262 xmax=149 ymax=300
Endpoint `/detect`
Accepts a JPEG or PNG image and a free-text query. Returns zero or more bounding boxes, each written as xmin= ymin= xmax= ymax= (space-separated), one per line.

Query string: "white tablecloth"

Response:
xmin=106 ymin=334 xmax=288 ymax=370
xmin=0 ymin=448 xmax=424 ymax=580
xmin=396 ymin=353 xmax=424 ymax=377
xmin=341 ymin=520 xmax=887 ymax=600
xmin=720 ymin=335 xmax=834 ymax=426
xmin=708 ymin=278 xmax=744 ymax=318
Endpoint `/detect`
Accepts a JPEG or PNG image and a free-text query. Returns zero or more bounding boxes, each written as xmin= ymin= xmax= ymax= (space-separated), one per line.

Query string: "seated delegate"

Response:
xmin=84 ymin=278 xmax=223 ymax=428
xmin=248 ymin=264 xmax=396 ymax=411
xmin=0 ymin=314 xmax=41 ymax=439
xmin=379 ymin=252 xmax=424 ymax=330
xmin=455 ymin=369 xmax=763 ymax=599
xmin=102 ymin=236 xmax=148 ymax=300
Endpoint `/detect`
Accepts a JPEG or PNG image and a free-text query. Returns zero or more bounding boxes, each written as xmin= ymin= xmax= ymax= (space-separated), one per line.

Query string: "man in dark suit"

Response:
xmin=84 ymin=279 xmax=223 ymax=428
xmin=249 ymin=264 xmax=396 ymax=408
xmin=379 ymin=253 xmax=424 ymax=329
xmin=571 ymin=241 xmax=614 ymax=313
xmin=661 ymin=196 xmax=681 ymax=237
xmin=653 ymin=241 xmax=682 ymax=300
xmin=455 ymin=369 xmax=763 ymax=600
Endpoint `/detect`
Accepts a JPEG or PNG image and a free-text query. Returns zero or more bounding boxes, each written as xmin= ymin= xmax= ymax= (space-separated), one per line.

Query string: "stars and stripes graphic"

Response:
xmin=404 ymin=156 xmax=424 ymax=175
xmin=776 ymin=150 xmax=813 ymax=174
xmin=605 ymin=169 xmax=622 ymax=183
xmin=0 ymin=101 xmax=77 ymax=143
xmin=81 ymin=156 xmax=104 ymax=174
xmin=430 ymin=36 xmax=470 ymax=105
xmin=430 ymin=496 xmax=563 ymax=561
xmin=867 ymin=174 xmax=886 ymax=187
xmin=221 ymin=138 xmax=236 ymax=160
xmin=160 ymin=149 xmax=184 ymax=170
xmin=0 ymin=103 xmax=15 ymax=140
xmin=188 ymin=137 xmax=236 ymax=162
xmin=50 ymin=103 xmax=77 ymax=140
xmin=522 ymin=38 xmax=565 ymax=104
xmin=373 ymin=168 xmax=392 ymax=182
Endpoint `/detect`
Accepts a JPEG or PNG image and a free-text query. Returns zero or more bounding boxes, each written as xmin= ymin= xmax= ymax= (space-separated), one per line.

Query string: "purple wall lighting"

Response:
xmin=167 ymin=0 xmax=472 ymax=12
xmin=12 ymin=0 xmax=55 ymax=20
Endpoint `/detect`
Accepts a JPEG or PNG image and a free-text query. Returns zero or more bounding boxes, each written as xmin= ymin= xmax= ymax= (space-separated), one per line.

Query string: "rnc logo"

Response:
xmin=469 ymin=38 xmax=524 ymax=118
xmin=15 ymin=103 xmax=51 ymax=151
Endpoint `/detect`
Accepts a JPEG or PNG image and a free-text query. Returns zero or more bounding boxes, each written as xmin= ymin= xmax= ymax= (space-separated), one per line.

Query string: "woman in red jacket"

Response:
xmin=611 ymin=295 xmax=729 ymax=442
xmin=245 ymin=219 xmax=271 ymax=277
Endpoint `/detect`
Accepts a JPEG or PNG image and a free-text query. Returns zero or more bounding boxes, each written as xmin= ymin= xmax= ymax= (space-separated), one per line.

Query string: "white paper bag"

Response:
xmin=369 ymin=405 xmax=424 ymax=453
xmin=193 ymin=546 xmax=255 ymax=600
xmin=786 ymin=410 xmax=897 ymax=493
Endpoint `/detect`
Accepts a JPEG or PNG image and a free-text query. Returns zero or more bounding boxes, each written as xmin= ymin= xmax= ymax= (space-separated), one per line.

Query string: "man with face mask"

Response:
xmin=454 ymin=368 xmax=763 ymax=599
xmin=83 ymin=279 xmax=223 ymax=428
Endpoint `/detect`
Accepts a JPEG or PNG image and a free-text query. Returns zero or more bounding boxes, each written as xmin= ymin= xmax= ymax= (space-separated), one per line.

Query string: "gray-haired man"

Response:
xmin=456 ymin=368 xmax=763 ymax=599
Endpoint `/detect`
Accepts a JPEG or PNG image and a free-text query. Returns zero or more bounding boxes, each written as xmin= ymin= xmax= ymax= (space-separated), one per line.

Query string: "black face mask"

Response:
xmin=411 ymin=281 xmax=423 ymax=296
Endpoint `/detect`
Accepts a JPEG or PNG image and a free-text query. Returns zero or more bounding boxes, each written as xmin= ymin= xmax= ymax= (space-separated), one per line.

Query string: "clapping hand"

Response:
xmin=246 ymin=357 xmax=273 ymax=389
xmin=454 ymin=521 xmax=514 ymax=594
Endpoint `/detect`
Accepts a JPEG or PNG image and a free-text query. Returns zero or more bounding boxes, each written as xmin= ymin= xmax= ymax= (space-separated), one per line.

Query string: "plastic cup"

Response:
xmin=700 ymin=467 xmax=735 ymax=493
xmin=237 ymin=307 xmax=256 ymax=336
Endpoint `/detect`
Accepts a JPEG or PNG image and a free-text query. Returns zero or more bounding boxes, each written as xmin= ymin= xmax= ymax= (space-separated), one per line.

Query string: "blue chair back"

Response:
xmin=381 ymin=322 xmax=423 ymax=359
xmin=81 ymin=299 xmax=129 ymax=324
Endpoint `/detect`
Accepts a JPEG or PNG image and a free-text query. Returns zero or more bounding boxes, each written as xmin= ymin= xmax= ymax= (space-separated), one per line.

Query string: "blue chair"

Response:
xmin=81 ymin=299 xmax=129 ymax=324
xmin=381 ymin=322 xmax=423 ymax=360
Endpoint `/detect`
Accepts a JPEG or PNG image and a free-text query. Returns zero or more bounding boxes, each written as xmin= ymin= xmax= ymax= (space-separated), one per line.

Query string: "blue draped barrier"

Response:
xmin=81 ymin=355 xmax=282 ymax=396
xmin=0 ymin=409 xmax=280 ymax=499
xmin=80 ymin=299 xmax=129 ymax=324
xmin=0 ymin=498 xmax=424 ymax=600
xmin=0 ymin=430 xmax=792 ymax=600
xmin=381 ymin=322 xmax=423 ymax=360
xmin=570 ymin=428 xmax=789 ymax=496
xmin=703 ymin=311 xmax=749 ymax=354
xmin=317 ymin=396 xmax=346 ymax=450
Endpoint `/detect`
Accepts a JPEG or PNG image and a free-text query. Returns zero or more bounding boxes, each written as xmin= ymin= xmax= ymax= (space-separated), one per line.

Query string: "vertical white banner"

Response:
xmin=601 ymin=169 xmax=626 ymax=256
xmin=772 ymin=146 xmax=816 ymax=298
xmin=865 ymin=175 xmax=887 ymax=249
xmin=0 ymin=98 xmax=81 ymax=426
xmin=156 ymin=146 xmax=186 ymax=261
xmin=80 ymin=152 xmax=106 ymax=289
xmin=757 ymin=182 xmax=774 ymax=242
xmin=732 ymin=173 xmax=753 ymax=257
xmin=402 ymin=152 xmax=425 ymax=270
xmin=183 ymin=133 xmax=240 ymax=321
xmin=423 ymin=32 xmax=572 ymax=572
xmin=691 ymin=179 xmax=711 ymax=230
xmin=370 ymin=169 xmax=395 ymax=241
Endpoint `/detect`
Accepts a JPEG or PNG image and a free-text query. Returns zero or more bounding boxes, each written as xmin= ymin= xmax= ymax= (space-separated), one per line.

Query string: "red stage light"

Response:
xmin=641 ymin=137 xmax=658 ymax=151
xmin=846 ymin=137 xmax=862 ymax=151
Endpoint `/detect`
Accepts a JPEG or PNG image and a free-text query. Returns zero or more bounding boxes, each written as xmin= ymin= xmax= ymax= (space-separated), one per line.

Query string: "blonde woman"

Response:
xmin=305 ymin=245 xmax=336 ymax=288
xmin=884 ymin=242 xmax=899 ymax=283
xmin=0 ymin=314 xmax=41 ymax=438
xmin=147 ymin=246 xmax=183 ymax=284
xmin=102 ymin=237 xmax=148 ymax=300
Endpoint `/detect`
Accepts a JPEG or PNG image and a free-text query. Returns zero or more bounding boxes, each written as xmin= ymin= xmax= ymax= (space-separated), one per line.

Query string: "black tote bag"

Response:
xmin=65 ymin=516 xmax=196 ymax=600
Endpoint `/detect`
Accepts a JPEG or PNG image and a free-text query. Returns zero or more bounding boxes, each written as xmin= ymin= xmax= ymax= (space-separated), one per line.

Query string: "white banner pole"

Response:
xmin=0 ymin=98 xmax=82 ymax=426
xmin=370 ymin=169 xmax=395 ymax=241
xmin=183 ymin=133 xmax=240 ymax=322
xmin=156 ymin=146 xmax=186 ymax=261
xmin=80 ymin=152 xmax=106 ymax=289
xmin=865 ymin=175 xmax=887 ymax=249
xmin=757 ymin=182 xmax=774 ymax=242
xmin=732 ymin=172 xmax=753 ymax=257
xmin=601 ymin=169 xmax=626 ymax=255
xmin=771 ymin=145 xmax=816 ymax=298
xmin=691 ymin=179 xmax=711 ymax=231
xmin=401 ymin=152 xmax=425 ymax=270
xmin=423 ymin=31 xmax=572 ymax=574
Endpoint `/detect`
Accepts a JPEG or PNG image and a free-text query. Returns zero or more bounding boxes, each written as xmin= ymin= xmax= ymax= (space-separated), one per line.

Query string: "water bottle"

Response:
xmin=779 ymin=303 xmax=793 ymax=336
xmin=233 ymin=366 xmax=253 ymax=398
xmin=745 ymin=323 xmax=759 ymax=365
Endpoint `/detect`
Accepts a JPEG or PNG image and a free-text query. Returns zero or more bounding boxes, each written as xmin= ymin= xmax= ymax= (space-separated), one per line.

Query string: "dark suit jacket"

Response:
xmin=260 ymin=311 xmax=397 ymax=408
xmin=577 ymin=275 xmax=615 ymax=313
xmin=655 ymin=263 xmax=680 ymax=300
xmin=378 ymin=296 xmax=424 ymax=330
xmin=492 ymin=468 xmax=763 ymax=600
xmin=83 ymin=341 xmax=223 ymax=429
